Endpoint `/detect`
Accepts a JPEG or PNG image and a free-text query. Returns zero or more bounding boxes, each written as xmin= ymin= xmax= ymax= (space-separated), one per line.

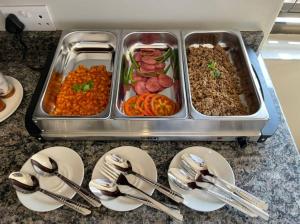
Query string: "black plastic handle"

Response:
xmin=246 ymin=47 xmax=280 ymax=142
xmin=25 ymin=44 xmax=56 ymax=141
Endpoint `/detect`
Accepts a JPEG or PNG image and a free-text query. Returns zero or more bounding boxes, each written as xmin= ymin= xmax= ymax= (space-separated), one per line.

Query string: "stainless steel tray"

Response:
xmin=113 ymin=30 xmax=187 ymax=119
xmin=33 ymin=30 xmax=119 ymax=120
xmin=182 ymin=31 xmax=269 ymax=128
xmin=31 ymin=29 xmax=271 ymax=142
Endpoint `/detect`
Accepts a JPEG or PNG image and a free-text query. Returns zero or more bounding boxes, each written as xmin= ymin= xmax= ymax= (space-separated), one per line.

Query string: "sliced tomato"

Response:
xmin=150 ymin=94 xmax=176 ymax=116
xmin=136 ymin=93 xmax=150 ymax=115
xmin=124 ymin=96 xmax=144 ymax=116
xmin=144 ymin=94 xmax=156 ymax=116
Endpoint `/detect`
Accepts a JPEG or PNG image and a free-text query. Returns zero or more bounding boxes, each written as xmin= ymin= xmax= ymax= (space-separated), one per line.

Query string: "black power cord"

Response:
xmin=5 ymin=13 xmax=49 ymax=71
xmin=14 ymin=32 xmax=28 ymax=60
xmin=5 ymin=14 xmax=27 ymax=60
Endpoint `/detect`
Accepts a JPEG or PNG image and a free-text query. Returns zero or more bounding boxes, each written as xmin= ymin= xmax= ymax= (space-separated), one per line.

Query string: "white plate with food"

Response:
xmin=17 ymin=146 xmax=84 ymax=212
xmin=0 ymin=76 xmax=23 ymax=122
xmin=92 ymin=146 xmax=157 ymax=211
xmin=168 ymin=146 xmax=235 ymax=212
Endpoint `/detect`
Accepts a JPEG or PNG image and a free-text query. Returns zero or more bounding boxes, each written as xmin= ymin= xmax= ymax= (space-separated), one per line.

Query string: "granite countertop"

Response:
xmin=0 ymin=31 xmax=299 ymax=224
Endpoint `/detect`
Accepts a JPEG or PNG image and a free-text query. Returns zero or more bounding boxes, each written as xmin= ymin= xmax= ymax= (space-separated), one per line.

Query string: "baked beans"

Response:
xmin=52 ymin=64 xmax=111 ymax=116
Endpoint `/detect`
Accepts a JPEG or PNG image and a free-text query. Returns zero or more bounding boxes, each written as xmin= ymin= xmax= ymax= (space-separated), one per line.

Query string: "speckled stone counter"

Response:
xmin=0 ymin=31 xmax=299 ymax=224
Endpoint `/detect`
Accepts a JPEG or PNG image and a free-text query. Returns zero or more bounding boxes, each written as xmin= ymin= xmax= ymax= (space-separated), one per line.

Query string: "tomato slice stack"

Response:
xmin=123 ymin=93 xmax=176 ymax=116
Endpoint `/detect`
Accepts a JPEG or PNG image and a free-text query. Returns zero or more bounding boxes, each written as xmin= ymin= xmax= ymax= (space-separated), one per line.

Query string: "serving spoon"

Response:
xmin=105 ymin=153 xmax=183 ymax=203
xmin=181 ymin=153 xmax=268 ymax=210
xmin=167 ymin=168 xmax=258 ymax=218
xmin=101 ymin=163 xmax=183 ymax=222
xmin=30 ymin=153 xmax=101 ymax=207
xmin=89 ymin=178 xmax=179 ymax=211
xmin=180 ymin=160 xmax=269 ymax=220
xmin=9 ymin=171 xmax=91 ymax=215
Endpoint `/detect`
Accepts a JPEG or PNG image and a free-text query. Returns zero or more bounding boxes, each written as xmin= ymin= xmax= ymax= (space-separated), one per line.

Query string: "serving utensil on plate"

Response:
xmin=181 ymin=154 xmax=269 ymax=220
xmin=167 ymin=168 xmax=258 ymax=218
xmin=100 ymin=163 xmax=183 ymax=222
xmin=105 ymin=153 xmax=183 ymax=203
xmin=89 ymin=178 xmax=179 ymax=212
xmin=9 ymin=171 xmax=91 ymax=215
xmin=30 ymin=153 xmax=101 ymax=207
xmin=181 ymin=153 xmax=268 ymax=210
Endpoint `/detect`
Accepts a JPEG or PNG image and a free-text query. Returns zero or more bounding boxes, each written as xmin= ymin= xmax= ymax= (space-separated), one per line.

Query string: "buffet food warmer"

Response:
xmin=25 ymin=30 xmax=279 ymax=146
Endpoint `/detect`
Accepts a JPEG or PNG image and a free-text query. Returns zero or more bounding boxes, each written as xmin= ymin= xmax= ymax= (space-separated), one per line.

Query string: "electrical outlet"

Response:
xmin=0 ymin=5 xmax=55 ymax=31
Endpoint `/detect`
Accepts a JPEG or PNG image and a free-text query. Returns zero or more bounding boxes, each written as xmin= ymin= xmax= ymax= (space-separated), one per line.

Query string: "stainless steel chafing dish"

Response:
xmin=181 ymin=31 xmax=269 ymax=134
xmin=114 ymin=31 xmax=187 ymax=119
xmin=28 ymin=29 xmax=278 ymax=145
xmin=32 ymin=30 xmax=119 ymax=134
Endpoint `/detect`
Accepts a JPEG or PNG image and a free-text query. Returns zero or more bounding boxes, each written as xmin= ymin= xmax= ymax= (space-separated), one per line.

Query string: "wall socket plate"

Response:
xmin=0 ymin=5 xmax=55 ymax=31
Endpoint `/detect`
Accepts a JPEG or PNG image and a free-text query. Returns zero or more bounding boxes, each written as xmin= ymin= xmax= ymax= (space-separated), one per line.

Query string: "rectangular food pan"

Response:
xmin=182 ymin=31 xmax=269 ymax=125
xmin=33 ymin=30 xmax=119 ymax=120
xmin=113 ymin=30 xmax=187 ymax=119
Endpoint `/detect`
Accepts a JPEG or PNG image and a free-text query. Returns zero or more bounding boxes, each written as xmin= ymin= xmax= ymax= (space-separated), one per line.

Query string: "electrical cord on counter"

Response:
xmin=5 ymin=13 xmax=50 ymax=72
xmin=13 ymin=31 xmax=27 ymax=60
xmin=12 ymin=30 xmax=51 ymax=71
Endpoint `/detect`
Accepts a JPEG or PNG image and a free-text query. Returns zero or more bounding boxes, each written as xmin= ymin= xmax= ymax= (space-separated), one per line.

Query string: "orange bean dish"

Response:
xmin=52 ymin=65 xmax=111 ymax=116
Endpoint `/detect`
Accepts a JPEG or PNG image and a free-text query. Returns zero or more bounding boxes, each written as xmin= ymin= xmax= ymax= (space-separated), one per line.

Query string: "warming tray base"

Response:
xmin=25 ymin=30 xmax=279 ymax=146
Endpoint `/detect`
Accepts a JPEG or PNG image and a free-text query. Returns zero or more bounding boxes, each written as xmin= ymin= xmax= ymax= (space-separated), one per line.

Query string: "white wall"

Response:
xmin=0 ymin=0 xmax=283 ymax=47
xmin=262 ymin=34 xmax=300 ymax=150
xmin=265 ymin=59 xmax=300 ymax=150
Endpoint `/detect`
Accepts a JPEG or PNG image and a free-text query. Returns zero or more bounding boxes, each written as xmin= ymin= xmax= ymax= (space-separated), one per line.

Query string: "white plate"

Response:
xmin=0 ymin=76 xmax=23 ymax=122
xmin=168 ymin=146 xmax=235 ymax=212
xmin=17 ymin=146 xmax=84 ymax=212
xmin=92 ymin=146 xmax=157 ymax=212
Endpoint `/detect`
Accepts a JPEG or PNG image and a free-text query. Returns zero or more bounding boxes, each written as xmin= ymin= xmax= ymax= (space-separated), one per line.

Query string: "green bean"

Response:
xmin=129 ymin=52 xmax=140 ymax=69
